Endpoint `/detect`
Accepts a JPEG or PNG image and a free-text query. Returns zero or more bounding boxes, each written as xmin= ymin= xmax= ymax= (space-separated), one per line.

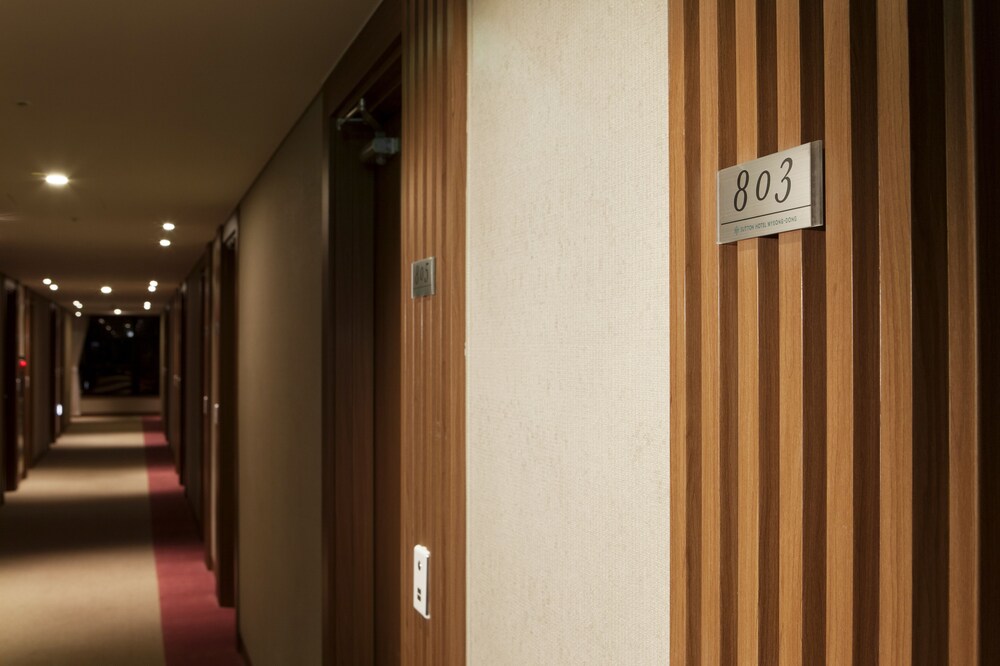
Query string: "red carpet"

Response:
xmin=142 ymin=417 xmax=244 ymax=666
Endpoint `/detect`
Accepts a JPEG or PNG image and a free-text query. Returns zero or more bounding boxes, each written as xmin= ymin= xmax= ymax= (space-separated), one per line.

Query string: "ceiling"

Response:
xmin=0 ymin=0 xmax=379 ymax=314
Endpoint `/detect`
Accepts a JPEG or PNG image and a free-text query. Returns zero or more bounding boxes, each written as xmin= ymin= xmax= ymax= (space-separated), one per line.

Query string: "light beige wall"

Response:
xmin=237 ymin=98 xmax=323 ymax=665
xmin=466 ymin=1 xmax=670 ymax=662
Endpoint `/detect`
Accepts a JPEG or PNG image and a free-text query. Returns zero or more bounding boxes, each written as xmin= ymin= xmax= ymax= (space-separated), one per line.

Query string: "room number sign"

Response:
xmin=717 ymin=140 xmax=824 ymax=244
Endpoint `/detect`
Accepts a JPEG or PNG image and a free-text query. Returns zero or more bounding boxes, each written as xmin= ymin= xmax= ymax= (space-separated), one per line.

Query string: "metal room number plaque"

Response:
xmin=717 ymin=140 xmax=824 ymax=244
xmin=411 ymin=257 xmax=436 ymax=298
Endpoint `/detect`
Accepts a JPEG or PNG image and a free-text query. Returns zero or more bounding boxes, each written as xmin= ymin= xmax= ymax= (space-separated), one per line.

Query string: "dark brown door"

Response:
xmin=2 ymin=284 xmax=17 ymax=493
xmin=372 ymin=106 xmax=401 ymax=666
xmin=327 ymin=61 xmax=402 ymax=665
xmin=183 ymin=265 xmax=206 ymax=524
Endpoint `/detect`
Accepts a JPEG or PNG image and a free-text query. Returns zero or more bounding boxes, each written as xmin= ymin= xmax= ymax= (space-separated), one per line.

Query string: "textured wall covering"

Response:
xmin=237 ymin=98 xmax=323 ymax=665
xmin=466 ymin=1 xmax=670 ymax=662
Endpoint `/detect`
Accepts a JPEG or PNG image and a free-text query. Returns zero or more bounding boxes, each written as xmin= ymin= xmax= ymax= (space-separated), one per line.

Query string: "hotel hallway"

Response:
xmin=0 ymin=416 xmax=242 ymax=665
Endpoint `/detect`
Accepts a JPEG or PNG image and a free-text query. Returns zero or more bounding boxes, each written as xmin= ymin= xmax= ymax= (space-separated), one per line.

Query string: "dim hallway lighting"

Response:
xmin=44 ymin=173 xmax=69 ymax=186
xmin=101 ymin=286 xmax=112 ymax=294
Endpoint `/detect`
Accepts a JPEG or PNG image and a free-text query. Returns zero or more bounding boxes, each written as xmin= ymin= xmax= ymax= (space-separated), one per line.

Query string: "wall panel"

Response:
xmin=669 ymin=0 xmax=983 ymax=662
xmin=399 ymin=0 xmax=466 ymax=662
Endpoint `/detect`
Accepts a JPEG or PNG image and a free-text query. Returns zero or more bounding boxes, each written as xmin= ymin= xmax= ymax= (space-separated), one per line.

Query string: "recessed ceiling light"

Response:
xmin=148 ymin=285 xmax=157 ymax=293
xmin=74 ymin=311 xmax=82 ymax=318
xmin=44 ymin=173 xmax=69 ymax=186
xmin=162 ymin=222 xmax=175 ymax=231
xmin=49 ymin=284 xmax=58 ymax=291
xmin=149 ymin=280 xmax=158 ymax=287
xmin=113 ymin=308 xmax=122 ymax=315
xmin=72 ymin=301 xmax=83 ymax=309
xmin=100 ymin=286 xmax=112 ymax=294
xmin=143 ymin=301 xmax=151 ymax=311
xmin=159 ymin=239 xmax=171 ymax=247
xmin=42 ymin=278 xmax=52 ymax=285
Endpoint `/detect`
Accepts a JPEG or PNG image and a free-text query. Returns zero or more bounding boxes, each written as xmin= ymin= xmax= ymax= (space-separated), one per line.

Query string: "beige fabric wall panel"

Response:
xmin=237 ymin=98 xmax=323 ymax=666
xmin=466 ymin=1 xmax=670 ymax=663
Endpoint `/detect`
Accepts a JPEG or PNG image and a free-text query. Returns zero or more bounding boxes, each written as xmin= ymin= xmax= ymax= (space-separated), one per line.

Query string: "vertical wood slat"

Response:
xmin=734 ymin=0 xmax=759 ymax=659
xmin=775 ymin=5 xmax=803 ymax=664
xmin=667 ymin=0 xmax=692 ymax=660
xmin=698 ymin=0 xmax=720 ymax=663
xmin=821 ymin=1 xmax=854 ymax=661
xmin=877 ymin=0 xmax=913 ymax=662
xmin=672 ymin=0 xmax=982 ymax=662
xmin=823 ymin=0 xmax=882 ymax=661
xmin=717 ymin=4 xmax=740 ymax=662
xmin=400 ymin=0 xmax=466 ymax=662
xmin=944 ymin=0 xmax=979 ymax=662
xmin=735 ymin=0 xmax=779 ymax=662
xmin=683 ymin=0 xmax=706 ymax=662
xmin=974 ymin=2 xmax=999 ymax=661
xmin=908 ymin=1 xmax=950 ymax=662
xmin=776 ymin=0 xmax=826 ymax=663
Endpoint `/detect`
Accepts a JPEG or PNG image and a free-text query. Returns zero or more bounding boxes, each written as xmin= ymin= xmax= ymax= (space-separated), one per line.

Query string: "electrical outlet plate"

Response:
xmin=413 ymin=545 xmax=430 ymax=619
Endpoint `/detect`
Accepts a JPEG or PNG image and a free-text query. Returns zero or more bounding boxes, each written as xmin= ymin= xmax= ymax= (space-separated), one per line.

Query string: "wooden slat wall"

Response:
xmin=669 ymin=0 xmax=983 ymax=662
xmin=400 ymin=0 xmax=467 ymax=663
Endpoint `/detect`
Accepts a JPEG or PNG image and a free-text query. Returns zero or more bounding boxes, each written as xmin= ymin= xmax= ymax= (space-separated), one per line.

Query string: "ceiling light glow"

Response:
xmin=42 ymin=278 xmax=52 ymax=285
xmin=44 ymin=174 xmax=69 ymax=186
xmin=49 ymin=284 xmax=58 ymax=291
xmin=159 ymin=239 xmax=171 ymax=247
xmin=148 ymin=285 xmax=157 ymax=292
xmin=100 ymin=286 xmax=112 ymax=294
xmin=143 ymin=301 xmax=151 ymax=311
xmin=149 ymin=280 xmax=158 ymax=287
xmin=113 ymin=308 xmax=122 ymax=315
xmin=162 ymin=222 xmax=175 ymax=231
xmin=75 ymin=311 xmax=82 ymax=318
xmin=73 ymin=301 xmax=83 ymax=309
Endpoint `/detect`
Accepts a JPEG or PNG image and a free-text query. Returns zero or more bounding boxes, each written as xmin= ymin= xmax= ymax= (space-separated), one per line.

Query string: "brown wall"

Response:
xmin=238 ymin=98 xmax=324 ymax=665
xmin=669 ymin=0 xmax=983 ymax=663
xmin=183 ymin=265 xmax=205 ymax=521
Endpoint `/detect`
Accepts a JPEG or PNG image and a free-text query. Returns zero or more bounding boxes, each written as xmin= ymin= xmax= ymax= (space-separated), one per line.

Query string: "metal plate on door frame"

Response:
xmin=411 ymin=257 xmax=436 ymax=298
xmin=717 ymin=140 xmax=824 ymax=244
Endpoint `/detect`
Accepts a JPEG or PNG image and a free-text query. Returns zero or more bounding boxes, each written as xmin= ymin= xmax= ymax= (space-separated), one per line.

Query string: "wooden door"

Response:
xmin=21 ymin=291 xmax=31 ymax=475
xmin=668 ymin=0 xmax=987 ymax=663
xmin=2 ymin=283 xmax=16 ymax=493
xmin=182 ymin=265 xmax=206 ymax=522
xmin=325 ymin=54 xmax=403 ymax=665
xmin=373 ymin=105 xmax=402 ymax=666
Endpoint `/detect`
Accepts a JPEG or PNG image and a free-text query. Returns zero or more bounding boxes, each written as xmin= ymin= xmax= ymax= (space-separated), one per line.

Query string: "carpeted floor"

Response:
xmin=0 ymin=416 xmax=242 ymax=665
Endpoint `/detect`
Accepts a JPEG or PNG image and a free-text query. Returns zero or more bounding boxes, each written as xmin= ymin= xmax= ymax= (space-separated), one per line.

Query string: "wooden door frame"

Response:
xmin=321 ymin=1 xmax=467 ymax=662
xmin=321 ymin=3 xmax=402 ymax=661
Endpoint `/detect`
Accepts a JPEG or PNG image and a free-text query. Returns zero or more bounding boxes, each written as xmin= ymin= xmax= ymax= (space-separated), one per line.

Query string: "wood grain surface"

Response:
xmin=669 ymin=0 xmax=982 ymax=661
